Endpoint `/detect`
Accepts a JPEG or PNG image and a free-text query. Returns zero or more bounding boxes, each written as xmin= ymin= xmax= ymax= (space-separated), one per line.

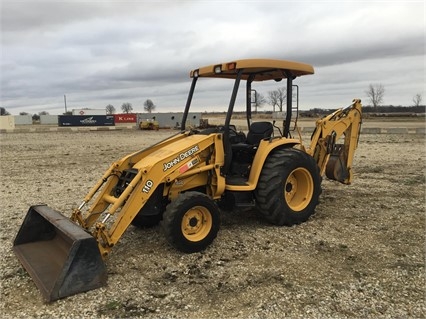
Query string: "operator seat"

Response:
xmin=232 ymin=121 xmax=273 ymax=155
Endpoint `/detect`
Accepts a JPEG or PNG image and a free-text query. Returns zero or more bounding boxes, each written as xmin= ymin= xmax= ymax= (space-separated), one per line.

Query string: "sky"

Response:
xmin=1 ymin=0 xmax=425 ymax=115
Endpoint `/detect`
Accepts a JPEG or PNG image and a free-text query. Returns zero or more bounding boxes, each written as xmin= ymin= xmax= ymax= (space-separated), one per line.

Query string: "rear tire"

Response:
xmin=255 ymin=148 xmax=321 ymax=226
xmin=162 ymin=192 xmax=220 ymax=253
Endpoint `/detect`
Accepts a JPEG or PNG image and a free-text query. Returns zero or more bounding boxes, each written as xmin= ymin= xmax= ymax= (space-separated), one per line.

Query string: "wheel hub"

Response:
xmin=284 ymin=167 xmax=314 ymax=212
xmin=181 ymin=206 xmax=212 ymax=242
xmin=189 ymin=217 xmax=198 ymax=227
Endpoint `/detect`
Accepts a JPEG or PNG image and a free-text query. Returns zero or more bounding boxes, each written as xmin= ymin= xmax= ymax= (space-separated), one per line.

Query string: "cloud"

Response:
xmin=1 ymin=1 xmax=424 ymax=114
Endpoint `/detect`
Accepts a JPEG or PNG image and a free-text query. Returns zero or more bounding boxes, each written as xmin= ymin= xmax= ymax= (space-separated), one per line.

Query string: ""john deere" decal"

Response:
xmin=163 ymin=145 xmax=199 ymax=171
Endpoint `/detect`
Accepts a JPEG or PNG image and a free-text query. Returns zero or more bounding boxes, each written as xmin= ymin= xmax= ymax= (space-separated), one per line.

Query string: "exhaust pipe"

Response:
xmin=13 ymin=205 xmax=107 ymax=302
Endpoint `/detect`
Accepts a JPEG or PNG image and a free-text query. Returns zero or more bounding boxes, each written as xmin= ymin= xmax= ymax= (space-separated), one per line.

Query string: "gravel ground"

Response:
xmin=0 ymin=128 xmax=425 ymax=318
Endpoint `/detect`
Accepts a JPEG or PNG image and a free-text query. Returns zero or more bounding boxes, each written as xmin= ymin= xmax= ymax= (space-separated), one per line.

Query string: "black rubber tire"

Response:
xmin=131 ymin=214 xmax=162 ymax=228
xmin=131 ymin=184 xmax=166 ymax=228
xmin=255 ymin=148 xmax=322 ymax=226
xmin=162 ymin=191 xmax=220 ymax=253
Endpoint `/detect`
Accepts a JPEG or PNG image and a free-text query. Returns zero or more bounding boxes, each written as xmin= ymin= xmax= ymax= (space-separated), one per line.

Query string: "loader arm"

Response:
xmin=71 ymin=132 xmax=225 ymax=257
xmin=71 ymin=131 xmax=188 ymax=228
xmin=307 ymin=99 xmax=362 ymax=184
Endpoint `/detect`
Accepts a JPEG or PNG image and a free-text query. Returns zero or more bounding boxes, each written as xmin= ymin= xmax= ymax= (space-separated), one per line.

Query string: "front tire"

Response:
xmin=131 ymin=184 xmax=166 ymax=228
xmin=255 ymin=148 xmax=321 ymax=226
xmin=162 ymin=192 xmax=220 ymax=253
xmin=131 ymin=214 xmax=162 ymax=228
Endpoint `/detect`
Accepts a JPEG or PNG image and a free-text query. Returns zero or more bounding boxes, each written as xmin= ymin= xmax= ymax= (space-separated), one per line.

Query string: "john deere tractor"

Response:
xmin=14 ymin=58 xmax=362 ymax=301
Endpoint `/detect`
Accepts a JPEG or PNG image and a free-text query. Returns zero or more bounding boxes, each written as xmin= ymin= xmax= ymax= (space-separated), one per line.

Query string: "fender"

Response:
xmin=225 ymin=137 xmax=301 ymax=191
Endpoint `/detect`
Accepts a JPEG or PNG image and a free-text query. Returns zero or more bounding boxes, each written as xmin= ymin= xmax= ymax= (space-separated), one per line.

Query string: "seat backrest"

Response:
xmin=246 ymin=122 xmax=273 ymax=145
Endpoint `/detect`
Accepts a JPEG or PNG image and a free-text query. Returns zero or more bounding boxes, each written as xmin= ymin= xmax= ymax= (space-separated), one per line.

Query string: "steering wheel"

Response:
xmin=217 ymin=125 xmax=238 ymax=137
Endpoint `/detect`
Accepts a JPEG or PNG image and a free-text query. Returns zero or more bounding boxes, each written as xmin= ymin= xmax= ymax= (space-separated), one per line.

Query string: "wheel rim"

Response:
xmin=284 ymin=167 xmax=314 ymax=211
xmin=181 ymin=206 xmax=212 ymax=242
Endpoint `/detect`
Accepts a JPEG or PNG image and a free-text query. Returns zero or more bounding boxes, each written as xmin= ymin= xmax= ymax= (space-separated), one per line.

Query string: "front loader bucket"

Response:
xmin=13 ymin=205 xmax=107 ymax=302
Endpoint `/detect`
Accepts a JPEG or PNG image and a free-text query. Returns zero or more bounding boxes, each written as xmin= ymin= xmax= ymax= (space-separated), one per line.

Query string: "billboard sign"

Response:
xmin=58 ymin=115 xmax=115 ymax=127
xmin=114 ymin=113 xmax=137 ymax=123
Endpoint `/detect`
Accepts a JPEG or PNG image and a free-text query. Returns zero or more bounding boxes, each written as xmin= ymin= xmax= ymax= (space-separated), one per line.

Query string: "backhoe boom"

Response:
xmin=307 ymin=99 xmax=362 ymax=184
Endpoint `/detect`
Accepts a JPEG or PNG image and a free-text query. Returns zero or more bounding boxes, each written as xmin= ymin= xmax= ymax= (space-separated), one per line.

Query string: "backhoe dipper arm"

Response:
xmin=307 ymin=99 xmax=362 ymax=184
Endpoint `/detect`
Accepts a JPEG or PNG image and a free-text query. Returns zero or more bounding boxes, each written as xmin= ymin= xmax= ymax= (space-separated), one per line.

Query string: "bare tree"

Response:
xmin=413 ymin=93 xmax=422 ymax=107
xmin=143 ymin=99 xmax=156 ymax=113
xmin=253 ymin=92 xmax=267 ymax=113
xmin=106 ymin=104 xmax=116 ymax=114
xmin=121 ymin=102 xmax=133 ymax=114
xmin=365 ymin=84 xmax=385 ymax=109
xmin=0 ymin=107 xmax=10 ymax=115
xmin=268 ymin=87 xmax=286 ymax=112
xmin=268 ymin=90 xmax=279 ymax=112
xmin=39 ymin=111 xmax=49 ymax=115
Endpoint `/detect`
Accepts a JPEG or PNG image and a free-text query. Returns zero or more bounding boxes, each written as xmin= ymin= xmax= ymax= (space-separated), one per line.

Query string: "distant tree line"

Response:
xmin=244 ymin=84 xmax=425 ymax=114
xmin=362 ymin=105 xmax=425 ymax=114
xmin=105 ymin=100 xmax=156 ymax=114
xmin=301 ymin=105 xmax=425 ymax=117
xmin=0 ymin=99 xmax=159 ymax=117
xmin=0 ymin=110 xmax=51 ymax=121
xmin=0 ymin=107 xmax=10 ymax=115
xmin=1 ymin=86 xmax=423 ymax=116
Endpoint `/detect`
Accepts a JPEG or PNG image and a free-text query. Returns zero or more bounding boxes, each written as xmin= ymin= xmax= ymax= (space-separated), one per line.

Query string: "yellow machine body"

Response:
xmin=139 ymin=118 xmax=159 ymax=130
xmin=13 ymin=58 xmax=362 ymax=301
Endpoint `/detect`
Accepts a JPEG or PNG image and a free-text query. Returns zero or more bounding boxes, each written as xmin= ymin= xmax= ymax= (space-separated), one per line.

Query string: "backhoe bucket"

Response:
xmin=13 ymin=205 xmax=107 ymax=302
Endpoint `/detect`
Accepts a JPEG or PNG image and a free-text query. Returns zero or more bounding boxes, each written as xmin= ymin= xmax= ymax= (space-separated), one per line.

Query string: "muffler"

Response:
xmin=13 ymin=205 xmax=107 ymax=302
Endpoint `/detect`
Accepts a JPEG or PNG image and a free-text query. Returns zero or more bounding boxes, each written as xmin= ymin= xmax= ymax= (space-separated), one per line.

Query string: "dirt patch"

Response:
xmin=0 ymin=129 xmax=424 ymax=318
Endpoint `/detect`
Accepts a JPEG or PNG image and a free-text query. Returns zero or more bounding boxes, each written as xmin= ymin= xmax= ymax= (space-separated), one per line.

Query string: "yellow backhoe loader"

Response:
xmin=13 ymin=59 xmax=362 ymax=301
xmin=139 ymin=117 xmax=159 ymax=130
